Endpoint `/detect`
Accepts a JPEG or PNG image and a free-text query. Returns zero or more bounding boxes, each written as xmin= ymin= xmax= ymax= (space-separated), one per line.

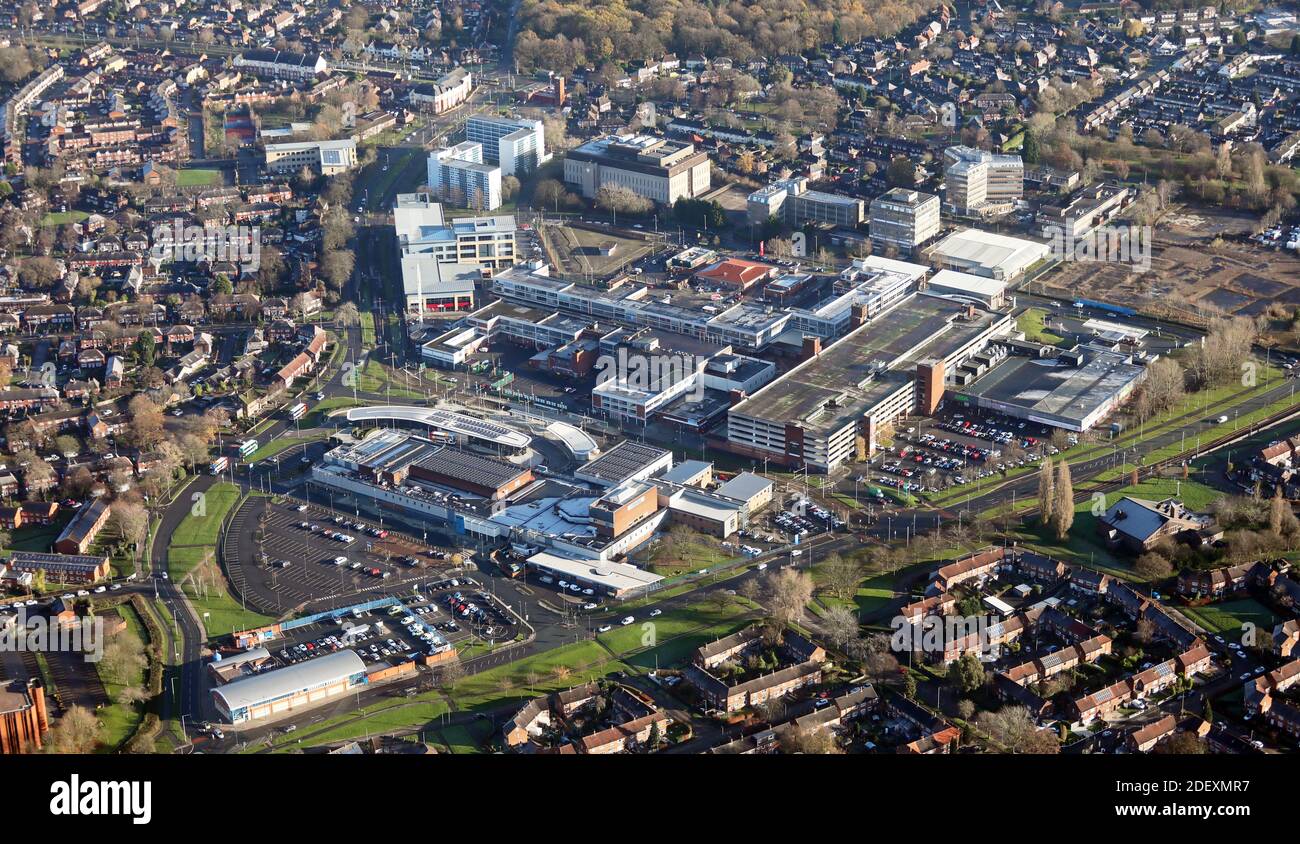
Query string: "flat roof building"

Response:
xmin=748 ymin=177 xmax=864 ymax=228
xmin=465 ymin=115 xmax=550 ymax=176
xmin=576 ymin=441 xmax=674 ymax=487
xmin=0 ymin=678 xmax=48 ymax=754
xmin=726 ymin=293 xmax=1014 ymax=471
xmin=951 ymin=345 xmax=1147 ymax=431
xmin=264 ymin=139 xmax=357 ymax=176
xmin=394 ymin=193 xmax=516 ymax=269
xmin=564 ymin=134 xmax=710 ymax=204
xmin=525 ymin=551 xmax=663 ymax=598
xmin=428 ymin=142 xmax=502 ymax=211
xmin=926 ymin=269 xmax=1009 ymax=309
xmin=212 ymin=650 xmax=367 ymax=724
xmin=870 ymin=189 xmax=941 ymax=256
xmin=944 ymin=145 xmax=1024 ymax=217
xmin=408 ymin=448 xmax=534 ymax=500
xmin=715 ymin=471 xmax=775 ymax=514
xmin=393 ymin=192 xmax=514 ymax=314
xmin=929 ymin=228 xmax=1051 ymax=281
xmin=1037 ymin=182 xmax=1131 ymax=239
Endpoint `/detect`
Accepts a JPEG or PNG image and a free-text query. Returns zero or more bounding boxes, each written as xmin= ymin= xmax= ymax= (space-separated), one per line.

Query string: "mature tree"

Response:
xmin=1134 ymin=551 xmax=1172 ymax=581
xmin=1153 ymin=731 xmax=1207 ymax=754
xmin=820 ymin=605 xmax=860 ymax=648
xmin=1037 ymin=456 xmax=1055 ymax=527
xmin=1270 ymin=485 xmax=1294 ymax=536
xmin=335 ymin=301 xmax=361 ymax=328
xmin=501 ymin=175 xmax=522 ymax=203
xmin=127 ymin=394 xmax=165 ymax=450
xmin=885 ymin=156 xmax=916 ymax=188
xmin=113 ymin=501 xmax=150 ymax=568
xmin=779 ymin=724 xmax=843 ymax=754
xmin=595 ymin=183 xmax=652 ymax=217
xmin=1134 ymin=357 xmax=1185 ymax=422
xmin=134 ymin=330 xmax=157 ymax=368
xmin=1022 ymin=129 xmax=1041 ymax=164
xmin=100 ymin=633 xmax=147 ymax=703
xmin=1050 ymin=460 xmax=1074 ymax=540
xmin=818 ymin=552 xmax=865 ymax=601
xmin=763 ymin=568 xmax=813 ymax=626
xmin=54 ymin=435 xmax=81 ymax=458
xmin=976 ymin=706 xmax=1059 ymax=754
xmin=1187 ymin=317 xmax=1257 ymax=389
xmin=17 ymin=449 xmax=54 ymax=496
xmin=948 ymin=652 xmax=986 ymax=694
xmin=45 ymin=706 xmax=101 ymax=753
xmin=533 ymin=178 xmax=572 ymax=211
xmin=320 ymin=249 xmax=356 ymax=290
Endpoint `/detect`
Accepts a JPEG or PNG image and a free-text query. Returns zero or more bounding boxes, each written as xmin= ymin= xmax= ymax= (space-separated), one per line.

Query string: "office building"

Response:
xmin=465 ymin=115 xmax=549 ymax=176
xmin=869 ymin=189 xmax=941 ymax=255
xmin=264 ymin=139 xmax=357 ymax=176
xmin=564 ymin=134 xmax=710 ymax=204
xmin=944 ymin=146 xmax=1024 ymax=216
xmin=747 ymin=177 xmax=864 ymax=228
xmin=427 ymin=142 xmax=502 ymax=211
xmin=394 ymin=193 xmax=515 ymax=269
xmin=393 ymin=193 xmax=515 ymax=314
xmin=408 ymin=67 xmax=473 ymax=114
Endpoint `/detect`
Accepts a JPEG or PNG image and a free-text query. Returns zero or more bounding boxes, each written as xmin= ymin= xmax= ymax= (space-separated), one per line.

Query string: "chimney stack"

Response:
xmin=801 ymin=336 xmax=822 ymax=361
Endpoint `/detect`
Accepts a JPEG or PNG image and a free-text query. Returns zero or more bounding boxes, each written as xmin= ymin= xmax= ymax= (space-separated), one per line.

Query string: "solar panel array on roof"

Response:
xmin=578 ymin=441 xmax=670 ymax=483
xmin=411 ymin=447 xmax=528 ymax=492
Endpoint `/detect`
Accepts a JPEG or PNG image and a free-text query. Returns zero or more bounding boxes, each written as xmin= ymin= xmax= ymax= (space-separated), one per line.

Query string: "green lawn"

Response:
xmin=302 ymin=396 xmax=365 ymax=427
xmin=356 ymin=358 xmax=427 ymax=400
xmin=438 ymin=721 xmax=491 ymax=754
xmin=6 ymin=516 xmax=69 ymax=553
xmin=166 ymin=482 xmax=273 ymax=638
xmin=1181 ymin=599 xmax=1279 ymax=637
xmin=94 ymin=605 xmax=149 ymax=752
xmin=170 ymin=482 xmax=242 ymax=548
xmin=1016 ymin=307 xmax=1065 ymax=345
xmin=40 ymin=210 xmax=89 ymax=227
xmin=245 ymin=434 xmax=325 ymax=463
xmin=596 ymin=600 xmax=751 ymax=661
xmin=176 ymin=168 xmax=221 ymax=187
xmin=825 ymin=573 xmax=896 ymax=617
xmin=359 ymin=312 xmax=377 ymax=347
xmin=451 ymin=641 xmax=626 ymax=711
xmin=267 ymin=696 xmax=453 ymax=750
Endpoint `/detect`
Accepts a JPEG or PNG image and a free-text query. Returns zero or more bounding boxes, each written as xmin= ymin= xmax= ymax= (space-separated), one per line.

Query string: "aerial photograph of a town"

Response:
xmin=2 ymin=0 xmax=1300 ymax=823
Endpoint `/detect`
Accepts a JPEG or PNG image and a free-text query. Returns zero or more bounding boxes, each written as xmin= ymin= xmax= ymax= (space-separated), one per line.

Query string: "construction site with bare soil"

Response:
xmin=1040 ymin=204 xmax=1300 ymax=348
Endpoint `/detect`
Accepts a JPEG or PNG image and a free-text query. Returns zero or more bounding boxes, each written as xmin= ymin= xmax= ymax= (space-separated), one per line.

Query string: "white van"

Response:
xmin=621 ymin=616 xmax=635 ymax=626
